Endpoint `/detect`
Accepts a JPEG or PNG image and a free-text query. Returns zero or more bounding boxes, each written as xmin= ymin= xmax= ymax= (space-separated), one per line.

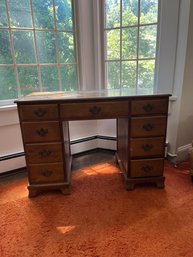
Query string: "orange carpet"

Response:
xmin=1 ymin=160 xmax=193 ymax=257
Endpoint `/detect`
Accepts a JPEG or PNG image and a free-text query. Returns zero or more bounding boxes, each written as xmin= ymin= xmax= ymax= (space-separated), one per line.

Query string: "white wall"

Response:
xmin=166 ymin=0 xmax=192 ymax=162
xmin=0 ymin=107 xmax=25 ymax=172
xmin=175 ymin=0 xmax=193 ymax=162
xmin=0 ymin=108 xmax=23 ymax=156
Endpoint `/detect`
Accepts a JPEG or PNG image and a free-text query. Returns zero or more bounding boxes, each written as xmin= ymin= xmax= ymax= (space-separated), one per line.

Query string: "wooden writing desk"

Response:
xmin=15 ymin=90 xmax=170 ymax=197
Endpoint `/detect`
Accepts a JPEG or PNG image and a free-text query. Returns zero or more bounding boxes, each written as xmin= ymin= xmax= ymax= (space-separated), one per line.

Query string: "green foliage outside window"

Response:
xmin=105 ymin=0 xmax=158 ymax=91
xmin=0 ymin=0 xmax=76 ymax=100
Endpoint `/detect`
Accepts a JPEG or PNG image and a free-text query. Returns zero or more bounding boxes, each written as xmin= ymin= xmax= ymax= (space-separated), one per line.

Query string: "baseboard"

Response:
xmin=167 ymin=143 xmax=193 ymax=163
xmin=0 ymin=151 xmax=25 ymax=161
xmin=72 ymin=148 xmax=115 ymax=158
xmin=0 ymin=155 xmax=26 ymax=174
xmin=176 ymin=143 xmax=193 ymax=162
xmin=0 ymin=167 xmax=26 ymax=178
xmin=70 ymin=135 xmax=98 ymax=145
xmin=70 ymin=135 xmax=116 ymax=154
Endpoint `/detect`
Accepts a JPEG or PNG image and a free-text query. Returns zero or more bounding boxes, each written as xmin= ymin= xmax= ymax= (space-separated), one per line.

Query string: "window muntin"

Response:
xmin=104 ymin=0 xmax=159 ymax=93
xmin=0 ymin=0 xmax=77 ymax=101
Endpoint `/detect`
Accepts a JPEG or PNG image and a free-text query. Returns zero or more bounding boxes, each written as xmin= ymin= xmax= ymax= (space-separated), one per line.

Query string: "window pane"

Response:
xmin=106 ymin=62 xmax=120 ymax=89
xmin=36 ymin=32 xmax=56 ymax=63
xmin=122 ymin=28 xmax=138 ymax=59
xmin=105 ymin=0 xmax=120 ymax=28
xmin=138 ymin=60 xmax=155 ymax=89
xmin=106 ymin=29 xmax=120 ymax=60
xmin=32 ymin=0 xmax=54 ymax=30
xmin=55 ymin=0 xmax=73 ymax=30
xmin=13 ymin=31 xmax=36 ymax=64
xmin=18 ymin=66 xmax=39 ymax=96
xmin=122 ymin=61 xmax=136 ymax=88
xmin=8 ymin=0 xmax=32 ymax=28
xmin=139 ymin=25 xmax=157 ymax=58
xmin=58 ymin=32 xmax=75 ymax=63
xmin=0 ymin=1 xmax=8 ymax=27
xmin=60 ymin=65 xmax=77 ymax=91
xmin=0 ymin=67 xmax=17 ymax=100
xmin=40 ymin=66 xmax=59 ymax=91
xmin=0 ymin=30 xmax=12 ymax=64
xmin=140 ymin=0 xmax=158 ymax=24
xmin=122 ymin=0 xmax=138 ymax=26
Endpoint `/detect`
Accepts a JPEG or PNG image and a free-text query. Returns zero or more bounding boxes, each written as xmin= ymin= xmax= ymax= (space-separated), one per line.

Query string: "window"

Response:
xmin=104 ymin=0 xmax=159 ymax=93
xmin=0 ymin=0 xmax=185 ymax=103
xmin=0 ymin=0 xmax=77 ymax=101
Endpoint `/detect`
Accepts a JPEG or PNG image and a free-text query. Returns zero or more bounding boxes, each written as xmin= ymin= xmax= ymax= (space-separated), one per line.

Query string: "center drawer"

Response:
xmin=60 ymin=101 xmax=129 ymax=120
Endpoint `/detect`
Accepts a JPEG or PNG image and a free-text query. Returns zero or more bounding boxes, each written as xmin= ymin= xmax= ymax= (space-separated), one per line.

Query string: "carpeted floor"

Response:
xmin=0 ymin=157 xmax=193 ymax=257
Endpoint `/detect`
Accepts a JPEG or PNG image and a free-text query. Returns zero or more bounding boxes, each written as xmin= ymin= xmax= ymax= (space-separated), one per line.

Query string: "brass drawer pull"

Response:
xmin=40 ymin=170 xmax=53 ymax=177
xmin=34 ymin=108 xmax=47 ymax=117
xmin=39 ymin=149 xmax=51 ymax=157
xmin=89 ymin=106 xmax=101 ymax=115
xmin=36 ymin=128 xmax=48 ymax=137
xmin=142 ymin=165 xmax=153 ymax=173
xmin=143 ymin=104 xmax=154 ymax=112
xmin=142 ymin=144 xmax=153 ymax=151
xmin=143 ymin=123 xmax=154 ymax=131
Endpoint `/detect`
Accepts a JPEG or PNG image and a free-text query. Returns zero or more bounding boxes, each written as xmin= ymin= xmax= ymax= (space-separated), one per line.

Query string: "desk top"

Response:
xmin=15 ymin=89 xmax=171 ymax=104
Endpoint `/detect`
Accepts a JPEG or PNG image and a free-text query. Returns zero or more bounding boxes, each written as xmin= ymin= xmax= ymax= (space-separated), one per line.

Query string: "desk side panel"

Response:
xmin=117 ymin=118 xmax=129 ymax=175
xmin=62 ymin=121 xmax=71 ymax=182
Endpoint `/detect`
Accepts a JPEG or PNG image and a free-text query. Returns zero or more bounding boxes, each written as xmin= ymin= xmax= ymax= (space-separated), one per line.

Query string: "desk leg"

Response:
xmin=60 ymin=185 xmax=71 ymax=195
xmin=28 ymin=188 xmax=39 ymax=198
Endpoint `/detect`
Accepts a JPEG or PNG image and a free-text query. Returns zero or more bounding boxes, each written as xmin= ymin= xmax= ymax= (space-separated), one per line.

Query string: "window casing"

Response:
xmin=0 ymin=0 xmax=78 ymax=102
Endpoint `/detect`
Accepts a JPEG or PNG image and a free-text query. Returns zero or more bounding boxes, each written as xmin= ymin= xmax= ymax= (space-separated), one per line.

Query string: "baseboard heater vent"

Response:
xmin=70 ymin=135 xmax=116 ymax=145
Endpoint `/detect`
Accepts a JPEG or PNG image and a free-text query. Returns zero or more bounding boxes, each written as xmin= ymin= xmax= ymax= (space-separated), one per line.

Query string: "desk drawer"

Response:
xmin=19 ymin=104 xmax=59 ymax=121
xmin=25 ymin=143 xmax=63 ymax=164
xmin=60 ymin=101 xmax=129 ymax=119
xmin=131 ymin=116 xmax=167 ymax=138
xmin=28 ymin=163 xmax=64 ymax=184
xmin=130 ymin=158 xmax=164 ymax=177
xmin=22 ymin=121 xmax=61 ymax=143
xmin=130 ymin=137 xmax=165 ymax=158
xmin=131 ymin=98 xmax=168 ymax=115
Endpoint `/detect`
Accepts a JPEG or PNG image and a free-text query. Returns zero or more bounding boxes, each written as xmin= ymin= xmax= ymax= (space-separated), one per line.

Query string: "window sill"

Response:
xmin=0 ymin=104 xmax=17 ymax=112
xmin=169 ymin=95 xmax=177 ymax=101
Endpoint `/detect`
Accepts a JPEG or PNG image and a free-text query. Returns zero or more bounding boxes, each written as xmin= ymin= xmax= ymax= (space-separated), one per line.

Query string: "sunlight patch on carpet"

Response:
xmin=56 ymin=225 xmax=76 ymax=234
